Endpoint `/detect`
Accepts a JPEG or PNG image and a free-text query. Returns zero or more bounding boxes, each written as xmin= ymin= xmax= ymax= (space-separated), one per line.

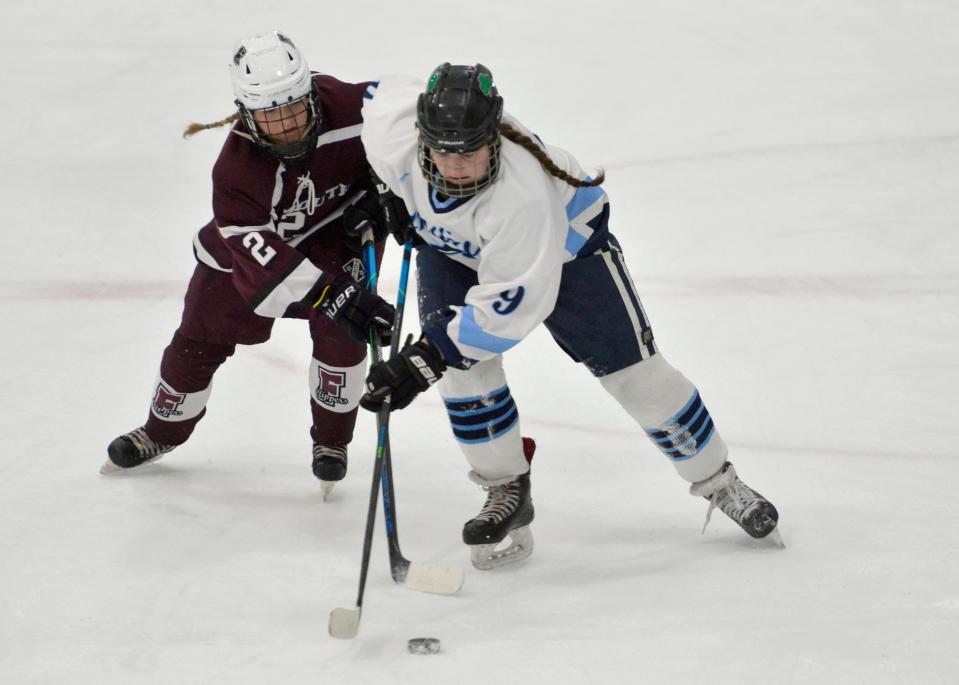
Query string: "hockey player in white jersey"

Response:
xmin=359 ymin=63 xmax=782 ymax=569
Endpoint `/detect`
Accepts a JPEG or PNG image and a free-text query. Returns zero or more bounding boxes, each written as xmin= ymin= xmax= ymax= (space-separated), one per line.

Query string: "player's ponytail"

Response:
xmin=182 ymin=112 xmax=241 ymax=139
xmin=499 ymin=122 xmax=604 ymax=188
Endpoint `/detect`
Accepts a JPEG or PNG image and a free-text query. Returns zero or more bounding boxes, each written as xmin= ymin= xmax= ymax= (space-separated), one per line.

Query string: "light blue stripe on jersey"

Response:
xmin=565 ymin=183 xmax=606 ymax=222
xmin=564 ymin=183 xmax=607 ymax=256
xmin=457 ymin=305 xmax=521 ymax=354
xmin=565 ymin=227 xmax=588 ymax=254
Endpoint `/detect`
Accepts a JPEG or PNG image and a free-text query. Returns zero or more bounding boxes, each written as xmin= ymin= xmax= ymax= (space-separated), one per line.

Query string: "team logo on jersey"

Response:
xmin=315 ymin=366 xmax=349 ymax=408
xmin=409 ymin=211 xmax=481 ymax=260
xmin=276 ymin=174 xmax=350 ymax=240
xmin=342 ymin=258 xmax=365 ymax=283
xmin=152 ymin=383 xmax=186 ymax=418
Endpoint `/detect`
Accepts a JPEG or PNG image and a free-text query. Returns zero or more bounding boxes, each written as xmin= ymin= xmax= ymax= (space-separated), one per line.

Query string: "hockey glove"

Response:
xmin=370 ymin=170 xmax=421 ymax=247
xmin=360 ymin=336 xmax=447 ymax=412
xmin=341 ymin=191 xmax=391 ymax=246
xmin=380 ymin=193 xmax=422 ymax=247
xmin=316 ymin=273 xmax=395 ymax=346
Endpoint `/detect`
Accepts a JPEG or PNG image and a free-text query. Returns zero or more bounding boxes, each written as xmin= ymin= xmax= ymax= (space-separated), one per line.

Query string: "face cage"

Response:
xmin=417 ymin=137 xmax=502 ymax=199
xmin=237 ymin=92 xmax=321 ymax=161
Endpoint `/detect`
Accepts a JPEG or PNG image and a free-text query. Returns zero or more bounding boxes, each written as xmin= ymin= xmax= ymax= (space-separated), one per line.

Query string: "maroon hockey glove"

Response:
xmin=360 ymin=336 xmax=447 ymax=411
xmin=316 ymin=273 xmax=395 ymax=346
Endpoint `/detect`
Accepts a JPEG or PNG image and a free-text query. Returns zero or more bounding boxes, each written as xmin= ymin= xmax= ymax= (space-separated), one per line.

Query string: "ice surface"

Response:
xmin=2 ymin=1 xmax=957 ymax=683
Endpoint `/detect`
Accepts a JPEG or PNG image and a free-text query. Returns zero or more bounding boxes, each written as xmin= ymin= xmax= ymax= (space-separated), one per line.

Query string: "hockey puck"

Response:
xmin=407 ymin=637 xmax=441 ymax=655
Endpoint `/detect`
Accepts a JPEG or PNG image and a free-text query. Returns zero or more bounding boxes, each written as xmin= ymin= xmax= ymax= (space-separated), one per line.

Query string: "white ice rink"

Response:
xmin=2 ymin=1 xmax=958 ymax=683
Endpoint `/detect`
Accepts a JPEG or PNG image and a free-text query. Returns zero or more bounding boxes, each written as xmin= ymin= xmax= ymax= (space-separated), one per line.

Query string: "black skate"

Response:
xmin=312 ymin=444 xmax=347 ymax=501
xmin=690 ymin=461 xmax=783 ymax=546
xmin=463 ymin=471 xmax=534 ymax=570
xmin=101 ymin=426 xmax=175 ymax=474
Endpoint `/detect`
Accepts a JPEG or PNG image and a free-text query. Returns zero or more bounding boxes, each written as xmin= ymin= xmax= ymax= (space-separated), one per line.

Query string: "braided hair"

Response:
xmin=499 ymin=122 xmax=604 ymax=187
xmin=182 ymin=112 xmax=240 ymax=139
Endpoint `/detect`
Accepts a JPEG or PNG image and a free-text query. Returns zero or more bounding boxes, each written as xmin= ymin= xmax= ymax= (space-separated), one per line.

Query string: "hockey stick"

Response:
xmin=328 ymin=227 xmax=387 ymax=640
xmin=328 ymin=230 xmax=462 ymax=640
xmin=377 ymin=240 xmax=464 ymax=595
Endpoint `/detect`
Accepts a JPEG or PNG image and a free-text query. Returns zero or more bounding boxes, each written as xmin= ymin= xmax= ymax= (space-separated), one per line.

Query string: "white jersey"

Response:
xmin=361 ymin=74 xmax=609 ymax=364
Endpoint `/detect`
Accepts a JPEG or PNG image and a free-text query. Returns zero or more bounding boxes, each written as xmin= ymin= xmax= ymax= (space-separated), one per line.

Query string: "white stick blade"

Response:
xmin=405 ymin=563 xmax=465 ymax=595
xmin=328 ymin=607 xmax=361 ymax=639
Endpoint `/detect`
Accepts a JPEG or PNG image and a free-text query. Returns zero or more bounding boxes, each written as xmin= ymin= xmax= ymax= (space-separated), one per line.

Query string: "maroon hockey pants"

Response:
xmin=144 ymin=260 xmax=373 ymax=449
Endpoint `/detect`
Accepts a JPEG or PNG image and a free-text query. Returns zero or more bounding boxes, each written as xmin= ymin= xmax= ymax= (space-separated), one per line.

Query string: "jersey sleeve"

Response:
xmin=423 ymin=194 xmax=567 ymax=367
xmin=212 ymin=148 xmax=327 ymax=319
xmin=360 ymin=75 xmax=423 ymax=189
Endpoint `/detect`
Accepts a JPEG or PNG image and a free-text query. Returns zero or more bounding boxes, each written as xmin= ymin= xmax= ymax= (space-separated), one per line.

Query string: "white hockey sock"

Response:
xmin=440 ymin=357 xmax=527 ymax=482
xmin=600 ymin=354 xmax=728 ymax=483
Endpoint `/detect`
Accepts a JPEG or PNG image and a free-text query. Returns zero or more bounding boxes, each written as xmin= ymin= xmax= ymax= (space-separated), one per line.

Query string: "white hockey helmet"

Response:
xmin=231 ymin=30 xmax=311 ymax=108
xmin=230 ymin=31 xmax=321 ymax=160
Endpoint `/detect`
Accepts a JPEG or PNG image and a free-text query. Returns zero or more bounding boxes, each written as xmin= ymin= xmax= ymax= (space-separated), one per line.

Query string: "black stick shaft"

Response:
xmin=350 ymin=224 xmax=383 ymax=612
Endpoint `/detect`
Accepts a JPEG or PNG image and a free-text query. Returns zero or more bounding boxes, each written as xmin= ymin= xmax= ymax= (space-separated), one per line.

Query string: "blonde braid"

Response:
xmin=182 ymin=112 xmax=241 ymax=139
xmin=499 ymin=122 xmax=604 ymax=187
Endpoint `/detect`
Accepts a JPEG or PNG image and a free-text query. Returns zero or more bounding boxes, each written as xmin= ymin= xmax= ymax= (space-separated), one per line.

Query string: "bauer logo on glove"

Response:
xmin=316 ymin=273 xmax=395 ymax=346
xmin=408 ymin=354 xmax=440 ymax=386
xmin=360 ymin=336 xmax=447 ymax=411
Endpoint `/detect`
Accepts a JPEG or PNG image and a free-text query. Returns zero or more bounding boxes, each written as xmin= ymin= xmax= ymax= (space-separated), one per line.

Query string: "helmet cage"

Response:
xmin=417 ymin=137 xmax=502 ymax=198
xmin=236 ymin=89 xmax=321 ymax=162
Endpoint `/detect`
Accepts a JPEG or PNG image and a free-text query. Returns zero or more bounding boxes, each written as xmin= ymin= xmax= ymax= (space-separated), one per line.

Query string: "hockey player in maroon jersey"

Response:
xmin=101 ymin=31 xmax=403 ymax=498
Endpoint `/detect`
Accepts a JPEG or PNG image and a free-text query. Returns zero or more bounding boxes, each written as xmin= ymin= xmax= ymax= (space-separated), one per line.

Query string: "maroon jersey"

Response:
xmin=192 ymin=73 xmax=374 ymax=318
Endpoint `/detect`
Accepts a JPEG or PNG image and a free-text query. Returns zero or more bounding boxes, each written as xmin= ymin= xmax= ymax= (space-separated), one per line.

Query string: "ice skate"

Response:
xmin=312 ymin=444 xmax=347 ymax=501
xmin=463 ymin=471 xmax=534 ymax=570
xmin=101 ymin=426 xmax=175 ymax=474
xmin=690 ymin=461 xmax=783 ymax=546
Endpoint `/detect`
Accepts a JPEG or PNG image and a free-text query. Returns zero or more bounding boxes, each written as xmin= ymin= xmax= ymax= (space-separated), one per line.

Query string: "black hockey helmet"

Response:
xmin=417 ymin=63 xmax=503 ymax=152
xmin=416 ymin=63 xmax=504 ymax=197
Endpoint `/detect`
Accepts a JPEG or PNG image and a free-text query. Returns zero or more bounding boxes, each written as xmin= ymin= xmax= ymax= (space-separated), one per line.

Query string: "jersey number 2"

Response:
xmin=242 ymin=232 xmax=277 ymax=266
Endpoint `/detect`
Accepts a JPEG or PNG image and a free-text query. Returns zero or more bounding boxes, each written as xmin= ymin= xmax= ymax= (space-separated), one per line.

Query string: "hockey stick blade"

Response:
xmin=329 ymin=607 xmax=361 ymax=639
xmin=404 ymin=562 xmax=465 ymax=595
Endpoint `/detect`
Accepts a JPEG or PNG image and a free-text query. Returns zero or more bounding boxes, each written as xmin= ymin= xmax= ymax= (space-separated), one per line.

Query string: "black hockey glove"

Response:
xmin=360 ymin=336 xmax=447 ymax=412
xmin=341 ymin=191 xmax=390 ymax=246
xmin=317 ymin=273 xmax=395 ymax=346
xmin=370 ymin=170 xmax=422 ymax=247
xmin=380 ymin=192 xmax=422 ymax=247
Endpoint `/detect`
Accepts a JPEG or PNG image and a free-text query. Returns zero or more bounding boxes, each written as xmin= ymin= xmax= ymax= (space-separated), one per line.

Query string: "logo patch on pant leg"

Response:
xmin=315 ymin=366 xmax=348 ymax=408
xmin=152 ymin=383 xmax=186 ymax=418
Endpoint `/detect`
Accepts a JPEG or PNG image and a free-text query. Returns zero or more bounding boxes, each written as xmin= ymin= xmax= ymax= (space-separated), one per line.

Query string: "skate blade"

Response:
xmin=405 ymin=563 xmax=466 ymax=594
xmin=320 ymin=481 xmax=336 ymax=501
xmin=98 ymin=455 xmax=163 ymax=475
xmin=470 ymin=525 xmax=534 ymax=571
xmin=329 ymin=607 xmax=360 ymax=639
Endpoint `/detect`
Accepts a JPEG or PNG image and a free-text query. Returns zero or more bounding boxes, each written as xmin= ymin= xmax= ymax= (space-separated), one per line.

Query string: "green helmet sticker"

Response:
xmin=427 ymin=71 xmax=440 ymax=93
xmin=477 ymin=73 xmax=493 ymax=96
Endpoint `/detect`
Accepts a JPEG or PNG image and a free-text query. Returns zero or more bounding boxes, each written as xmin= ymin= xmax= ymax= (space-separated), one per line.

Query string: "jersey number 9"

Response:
xmin=493 ymin=287 xmax=525 ymax=315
